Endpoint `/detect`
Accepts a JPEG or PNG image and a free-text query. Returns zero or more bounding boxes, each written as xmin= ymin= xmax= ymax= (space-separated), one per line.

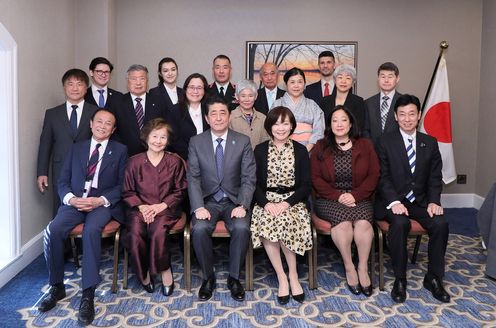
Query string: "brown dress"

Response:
xmin=122 ymin=152 xmax=187 ymax=283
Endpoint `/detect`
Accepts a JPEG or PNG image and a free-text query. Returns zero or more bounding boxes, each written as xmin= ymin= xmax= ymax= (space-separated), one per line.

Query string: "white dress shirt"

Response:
xmin=66 ymin=100 xmax=84 ymax=127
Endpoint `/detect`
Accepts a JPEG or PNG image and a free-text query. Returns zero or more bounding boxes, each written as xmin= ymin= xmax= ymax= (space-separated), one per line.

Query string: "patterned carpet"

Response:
xmin=13 ymin=229 xmax=496 ymax=328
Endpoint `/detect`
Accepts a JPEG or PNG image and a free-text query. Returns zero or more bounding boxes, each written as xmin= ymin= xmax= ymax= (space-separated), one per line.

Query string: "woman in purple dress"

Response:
xmin=123 ymin=118 xmax=187 ymax=296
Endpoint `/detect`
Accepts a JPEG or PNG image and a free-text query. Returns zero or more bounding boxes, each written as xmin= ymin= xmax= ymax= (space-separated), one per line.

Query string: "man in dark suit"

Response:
xmin=364 ymin=62 xmax=401 ymax=144
xmin=85 ymin=57 xmax=122 ymax=109
xmin=110 ymin=64 xmax=168 ymax=156
xmin=37 ymin=69 xmax=98 ymax=215
xmin=207 ymin=54 xmax=237 ymax=111
xmin=187 ymin=96 xmax=256 ymax=302
xmin=376 ymin=94 xmax=450 ymax=304
xmin=304 ymin=51 xmax=335 ymax=104
xmin=253 ymin=62 xmax=285 ymax=115
xmin=38 ymin=109 xmax=127 ymax=325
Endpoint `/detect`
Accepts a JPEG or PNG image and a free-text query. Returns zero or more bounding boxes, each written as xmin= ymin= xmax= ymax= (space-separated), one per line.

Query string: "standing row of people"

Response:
xmin=36 ymin=52 xmax=450 ymax=325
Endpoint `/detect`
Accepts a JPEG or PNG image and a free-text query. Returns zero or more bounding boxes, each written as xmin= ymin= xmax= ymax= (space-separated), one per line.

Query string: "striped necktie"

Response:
xmin=380 ymin=95 xmax=390 ymax=131
xmin=405 ymin=138 xmax=416 ymax=203
xmin=86 ymin=143 xmax=101 ymax=181
xmin=135 ymin=97 xmax=144 ymax=130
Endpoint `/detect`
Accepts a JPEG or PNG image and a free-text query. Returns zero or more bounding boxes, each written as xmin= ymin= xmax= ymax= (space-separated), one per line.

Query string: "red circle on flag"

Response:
xmin=423 ymin=102 xmax=452 ymax=143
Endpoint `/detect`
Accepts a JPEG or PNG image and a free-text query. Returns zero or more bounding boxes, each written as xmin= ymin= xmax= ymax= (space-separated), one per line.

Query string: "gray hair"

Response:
xmin=333 ymin=64 xmax=356 ymax=82
xmin=235 ymin=79 xmax=258 ymax=98
xmin=127 ymin=64 xmax=148 ymax=75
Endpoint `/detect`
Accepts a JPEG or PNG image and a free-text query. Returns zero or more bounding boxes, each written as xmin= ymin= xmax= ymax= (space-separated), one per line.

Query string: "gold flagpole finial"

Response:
xmin=440 ymin=41 xmax=449 ymax=49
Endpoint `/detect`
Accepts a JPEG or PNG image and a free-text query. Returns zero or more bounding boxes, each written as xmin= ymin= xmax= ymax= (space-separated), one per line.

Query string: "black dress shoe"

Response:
xmin=423 ymin=275 xmax=450 ymax=303
xmin=292 ymin=292 xmax=305 ymax=303
xmin=161 ymin=282 xmax=174 ymax=296
xmin=361 ymin=285 xmax=373 ymax=297
xmin=38 ymin=285 xmax=66 ymax=312
xmin=277 ymin=294 xmax=290 ymax=305
xmin=227 ymin=276 xmax=245 ymax=301
xmin=391 ymin=278 xmax=407 ymax=303
xmin=141 ymin=278 xmax=155 ymax=293
xmin=198 ymin=276 xmax=216 ymax=301
xmin=78 ymin=297 xmax=95 ymax=326
xmin=346 ymin=282 xmax=362 ymax=295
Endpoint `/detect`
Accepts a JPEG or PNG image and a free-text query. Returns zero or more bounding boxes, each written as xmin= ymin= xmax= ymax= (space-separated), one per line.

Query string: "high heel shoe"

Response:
xmin=277 ymin=294 xmax=290 ymax=305
xmin=345 ymin=282 xmax=362 ymax=295
xmin=361 ymin=284 xmax=373 ymax=297
xmin=142 ymin=278 xmax=155 ymax=293
xmin=161 ymin=268 xmax=174 ymax=296
xmin=292 ymin=292 xmax=305 ymax=303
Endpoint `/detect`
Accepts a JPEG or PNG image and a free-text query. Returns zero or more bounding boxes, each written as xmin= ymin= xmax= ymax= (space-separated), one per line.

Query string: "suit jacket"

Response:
xmin=58 ymin=139 xmax=128 ymax=222
xmin=320 ymin=91 xmax=367 ymax=134
xmin=37 ymin=102 xmax=98 ymax=196
xmin=376 ymin=130 xmax=442 ymax=217
xmin=254 ymin=87 xmax=285 ymax=115
xmin=149 ymin=84 xmax=184 ymax=112
xmin=304 ymin=80 xmax=336 ymax=105
xmin=253 ymin=140 xmax=311 ymax=208
xmin=207 ymin=82 xmax=237 ymax=111
xmin=364 ymin=91 xmax=401 ymax=144
xmin=186 ymin=129 xmax=256 ymax=212
xmin=110 ymin=92 xmax=168 ymax=156
xmin=310 ymin=138 xmax=380 ymax=202
xmin=169 ymin=103 xmax=210 ymax=161
xmin=85 ymin=87 xmax=123 ymax=109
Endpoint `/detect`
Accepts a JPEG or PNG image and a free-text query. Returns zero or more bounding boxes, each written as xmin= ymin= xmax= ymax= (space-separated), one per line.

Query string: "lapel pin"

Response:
xmin=420 ymin=142 xmax=426 ymax=148
xmin=232 ymin=140 xmax=236 ymax=145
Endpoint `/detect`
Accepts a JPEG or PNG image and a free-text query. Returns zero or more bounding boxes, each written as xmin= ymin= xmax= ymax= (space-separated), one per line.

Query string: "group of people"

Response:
xmin=35 ymin=52 xmax=450 ymax=325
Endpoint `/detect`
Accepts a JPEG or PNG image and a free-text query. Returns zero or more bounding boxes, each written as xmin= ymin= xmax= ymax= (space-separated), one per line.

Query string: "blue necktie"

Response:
xmin=86 ymin=143 xmax=101 ymax=181
xmin=70 ymin=105 xmax=78 ymax=136
xmin=405 ymin=138 xmax=416 ymax=203
xmin=213 ymin=138 xmax=225 ymax=201
xmin=98 ymin=89 xmax=105 ymax=108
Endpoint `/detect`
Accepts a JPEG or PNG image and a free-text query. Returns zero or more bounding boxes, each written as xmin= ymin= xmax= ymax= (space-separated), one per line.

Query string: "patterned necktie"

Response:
xmin=380 ymin=95 xmax=390 ymax=131
xmin=213 ymin=138 xmax=225 ymax=201
xmin=70 ymin=105 xmax=78 ymax=136
xmin=86 ymin=143 xmax=101 ymax=181
xmin=98 ymin=89 xmax=105 ymax=108
xmin=405 ymin=138 xmax=416 ymax=203
xmin=324 ymin=82 xmax=330 ymax=97
xmin=219 ymin=86 xmax=225 ymax=98
xmin=135 ymin=97 xmax=144 ymax=130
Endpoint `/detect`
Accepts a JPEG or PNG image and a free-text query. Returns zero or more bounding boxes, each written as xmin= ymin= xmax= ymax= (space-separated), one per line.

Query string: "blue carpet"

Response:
xmin=2 ymin=207 xmax=495 ymax=327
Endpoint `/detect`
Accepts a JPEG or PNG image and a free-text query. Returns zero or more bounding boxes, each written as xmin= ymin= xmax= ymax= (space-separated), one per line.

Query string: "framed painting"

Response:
xmin=246 ymin=41 xmax=357 ymax=88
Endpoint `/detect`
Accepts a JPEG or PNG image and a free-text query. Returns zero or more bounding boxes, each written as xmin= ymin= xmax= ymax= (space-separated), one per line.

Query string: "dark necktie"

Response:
xmin=405 ymin=138 xmax=416 ymax=203
xmin=98 ymin=89 xmax=105 ymax=108
xmin=213 ymin=138 xmax=225 ymax=201
xmin=70 ymin=105 xmax=78 ymax=136
xmin=324 ymin=82 xmax=330 ymax=97
xmin=135 ymin=97 xmax=144 ymax=130
xmin=380 ymin=95 xmax=390 ymax=131
xmin=86 ymin=143 xmax=101 ymax=181
xmin=219 ymin=86 xmax=225 ymax=98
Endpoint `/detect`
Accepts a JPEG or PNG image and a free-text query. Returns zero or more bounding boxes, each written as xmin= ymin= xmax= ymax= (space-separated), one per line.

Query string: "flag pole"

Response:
xmin=421 ymin=41 xmax=449 ymax=112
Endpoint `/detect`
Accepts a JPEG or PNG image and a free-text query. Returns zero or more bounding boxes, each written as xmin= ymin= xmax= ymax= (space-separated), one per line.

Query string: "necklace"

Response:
xmin=337 ymin=139 xmax=351 ymax=147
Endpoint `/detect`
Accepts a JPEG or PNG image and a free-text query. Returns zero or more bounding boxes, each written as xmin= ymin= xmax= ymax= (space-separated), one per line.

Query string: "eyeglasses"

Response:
xmin=187 ymin=86 xmax=204 ymax=91
xmin=94 ymin=70 xmax=111 ymax=76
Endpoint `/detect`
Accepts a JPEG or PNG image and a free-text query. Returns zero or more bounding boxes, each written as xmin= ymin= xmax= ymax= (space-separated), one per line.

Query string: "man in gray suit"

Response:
xmin=364 ymin=62 xmax=401 ymax=145
xmin=187 ymin=96 xmax=256 ymax=302
xmin=37 ymin=69 xmax=98 ymax=214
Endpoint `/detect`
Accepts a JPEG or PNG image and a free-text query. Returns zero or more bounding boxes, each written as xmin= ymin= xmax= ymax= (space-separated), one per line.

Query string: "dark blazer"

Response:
xmin=304 ymin=80 xmax=336 ymax=105
xmin=376 ymin=130 xmax=442 ymax=217
xmin=58 ymin=139 xmax=128 ymax=222
xmin=187 ymin=129 xmax=256 ymax=212
xmin=110 ymin=92 xmax=168 ymax=156
xmin=320 ymin=91 xmax=367 ymax=134
xmin=85 ymin=87 xmax=123 ymax=109
xmin=37 ymin=102 xmax=98 ymax=213
xmin=169 ymin=103 xmax=210 ymax=161
xmin=310 ymin=138 xmax=380 ymax=202
xmin=364 ymin=91 xmax=401 ymax=144
xmin=254 ymin=87 xmax=285 ymax=115
xmin=253 ymin=140 xmax=311 ymax=208
xmin=149 ymin=84 xmax=184 ymax=112
xmin=207 ymin=82 xmax=237 ymax=111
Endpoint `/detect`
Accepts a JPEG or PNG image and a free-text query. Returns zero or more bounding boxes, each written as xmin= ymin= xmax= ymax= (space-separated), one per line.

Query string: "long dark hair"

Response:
xmin=318 ymin=105 xmax=360 ymax=159
xmin=178 ymin=73 xmax=208 ymax=111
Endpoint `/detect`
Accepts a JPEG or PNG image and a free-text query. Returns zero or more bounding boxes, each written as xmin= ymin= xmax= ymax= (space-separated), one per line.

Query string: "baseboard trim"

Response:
xmin=0 ymin=231 xmax=43 ymax=289
xmin=441 ymin=193 xmax=483 ymax=209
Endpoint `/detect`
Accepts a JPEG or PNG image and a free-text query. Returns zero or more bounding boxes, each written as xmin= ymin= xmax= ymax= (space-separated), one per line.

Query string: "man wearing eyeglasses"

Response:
xmin=85 ymin=57 xmax=123 ymax=109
